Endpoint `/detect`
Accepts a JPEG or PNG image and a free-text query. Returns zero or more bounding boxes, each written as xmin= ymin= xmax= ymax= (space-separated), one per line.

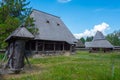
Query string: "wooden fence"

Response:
xmin=75 ymin=47 xmax=120 ymax=51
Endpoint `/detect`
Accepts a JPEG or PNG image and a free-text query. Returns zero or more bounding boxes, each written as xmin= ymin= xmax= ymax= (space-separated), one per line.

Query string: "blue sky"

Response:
xmin=28 ymin=0 xmax=120 ymax=39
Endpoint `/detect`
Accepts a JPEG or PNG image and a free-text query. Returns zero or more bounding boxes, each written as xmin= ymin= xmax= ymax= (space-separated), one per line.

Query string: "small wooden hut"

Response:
xmin=5 ymin=26 xmax=34 ymax=73
xmin=25 ymin=9 xmax=77 ymax=54
xmin=85 ymin=31 xmax=113 ymax=52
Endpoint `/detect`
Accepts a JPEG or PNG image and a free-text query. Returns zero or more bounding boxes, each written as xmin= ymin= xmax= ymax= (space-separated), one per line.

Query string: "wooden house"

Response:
xmin=25 ymin=9 xmax=77 ymax=54
xmin=85 ymin=31 xmax=113 ymax=52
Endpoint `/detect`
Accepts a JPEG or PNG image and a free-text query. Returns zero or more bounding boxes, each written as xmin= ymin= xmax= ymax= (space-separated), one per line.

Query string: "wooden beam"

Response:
xmin=30 ymin=42 xmax=31 ymax=51
xmin=3 ymin=42 xmax=15 ymax=69
xmin=62 ymin=42 xmax=64 ymax=51
xmin=1 ymin=47 xmax=9 ymax=65
xmin=54 ymin=42 xmax=56 ymax=52
xmin=70 ymin=45 xmax=72 ymax=52
xmin=24 ymin=54 xmax=31 ymax=68
xmin=36 ymin=41 xmax=38 ymax=52
xmin=42 ymin=42 xmax=45 ymax=52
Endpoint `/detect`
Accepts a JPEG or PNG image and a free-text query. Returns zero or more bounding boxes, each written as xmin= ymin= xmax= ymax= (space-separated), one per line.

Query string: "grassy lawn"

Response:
xmin=0 ymin=51 xmax=120 ymax=80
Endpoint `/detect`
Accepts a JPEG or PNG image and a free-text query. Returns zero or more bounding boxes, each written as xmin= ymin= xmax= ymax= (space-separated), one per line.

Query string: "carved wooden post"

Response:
xmin=5 ymin=40 xmax=25 ymax=73
xmin=13 ymin=40 xmax=25 ymax=71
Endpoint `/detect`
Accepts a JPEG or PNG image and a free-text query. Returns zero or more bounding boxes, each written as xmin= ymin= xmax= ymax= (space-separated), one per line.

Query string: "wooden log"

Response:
xmin=13 ymin=40 xmax=25 ymax=70
xmin=24 ymin=54 xmax=31 ymax=68
xmin=1 ymin=50 xmax=8 ymax=66
xmin=4 ymin=40 xmax=25 ymax=73
xmin=3 ymin=42 xmax=15 ymax=69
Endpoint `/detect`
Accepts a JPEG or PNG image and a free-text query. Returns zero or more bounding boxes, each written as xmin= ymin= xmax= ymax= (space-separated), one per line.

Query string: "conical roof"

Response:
xmin=5 ymin=26 xmax=34 ymax=42
xmin=85 ymin=31 xmax=113 ymax=48
xmin=93 ymin=31 xmax=105 ymax=41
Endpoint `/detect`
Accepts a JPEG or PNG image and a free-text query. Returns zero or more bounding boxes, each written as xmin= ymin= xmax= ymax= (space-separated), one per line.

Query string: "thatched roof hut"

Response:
xmin=85 ymin=31 xmax=113 ymax=52
xmin=30 ymin=9 xmax=77 ymax=44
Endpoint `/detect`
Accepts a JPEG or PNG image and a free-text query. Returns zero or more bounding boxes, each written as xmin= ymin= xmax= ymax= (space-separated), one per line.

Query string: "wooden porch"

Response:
xmin=25 ymin=40 xmax=75 ymax=55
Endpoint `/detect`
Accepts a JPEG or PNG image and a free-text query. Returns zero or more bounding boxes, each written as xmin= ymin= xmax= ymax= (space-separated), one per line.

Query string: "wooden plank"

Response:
xmin=4 ymin=42 xmax=15 ymax=69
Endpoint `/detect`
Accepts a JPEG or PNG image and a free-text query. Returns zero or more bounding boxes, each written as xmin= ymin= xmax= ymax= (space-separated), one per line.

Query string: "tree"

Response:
xmin=106 ymin=30 xmax=120 ymax=46
xmin=0 ymin=16 xmax=20 ymax=48
xmin=80 ymin=37 xmax=85 ymax=44
xmin=86 ymin=36 xmax=93 ymax=42
xmin=24 ymin=16 xmax=38 ymax=35
xmin=0 ymin=0 xmax=35 ymax=49
xmin=1 ymin=0 xmax=31 ymax=23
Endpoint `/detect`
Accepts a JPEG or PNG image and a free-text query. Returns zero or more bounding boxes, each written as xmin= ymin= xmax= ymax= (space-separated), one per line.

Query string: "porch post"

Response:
xmin=36 ymin=40 xmax=38 ymax=52
xmin=70 ymin=45 xmax=72 ymax=52
xmin=62 ymin=42 xmax=64 ymax=52
xmin=42 ymin=42 xmax=45 ymax=52
xmin=30 ymin=42 xmax=31 ymax=51
xmin=54 ymin=42 xmax=56 ymax=52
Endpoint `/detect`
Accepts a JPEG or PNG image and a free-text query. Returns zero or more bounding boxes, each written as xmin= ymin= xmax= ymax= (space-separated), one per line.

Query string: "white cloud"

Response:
xmin=57 ymin=0 xmax=72 ymax=3
xmin=74 ymin=22 xmax=110 ymax=39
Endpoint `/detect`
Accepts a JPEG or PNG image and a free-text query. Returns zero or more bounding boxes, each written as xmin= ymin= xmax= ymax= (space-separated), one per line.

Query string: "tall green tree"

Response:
xmin=80 ymin=37 xmax=85 ymax=44
xmin=0 ymin=16 xmax=20 ymax=48
xmin=106 ymin=30 xmax=120 ymax=46
xmin=86 ymin=36 xmax=93 ymax=42
xmin=1 ymin=0 xmax=32 ymax=23
xmin=0 ymin=0 xmax=34 ymax=49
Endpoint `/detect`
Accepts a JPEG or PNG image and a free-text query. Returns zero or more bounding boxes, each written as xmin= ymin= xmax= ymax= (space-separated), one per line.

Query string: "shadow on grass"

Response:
xmin=1 ymin=64 xmax=47 ymax=80
xmin=0 ymin=73 xmax=4 ymax=80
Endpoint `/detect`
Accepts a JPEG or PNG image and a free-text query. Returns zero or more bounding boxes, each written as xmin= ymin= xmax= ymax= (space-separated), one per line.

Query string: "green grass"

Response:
xmin=1 ymin=51 xmax=120 ymax=80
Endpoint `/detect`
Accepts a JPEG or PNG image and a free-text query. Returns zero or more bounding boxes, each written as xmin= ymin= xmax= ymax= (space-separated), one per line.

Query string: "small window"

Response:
xmin=46 ymin=20 xmax=49 ymax=23
xmin=57 ymin=23 xmax=60 ymax=26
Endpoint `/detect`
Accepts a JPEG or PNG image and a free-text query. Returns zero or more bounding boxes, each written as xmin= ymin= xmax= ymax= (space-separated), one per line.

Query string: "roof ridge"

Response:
xmin=93 ymin=31 xmax=105 ymax=41
xmin=15 ymin=27 xmax=22 ymax=36
xmin=5 ymin=27 xmax=34 ymax=42
xmin=32 ymin=9 xmax=60 ymax=18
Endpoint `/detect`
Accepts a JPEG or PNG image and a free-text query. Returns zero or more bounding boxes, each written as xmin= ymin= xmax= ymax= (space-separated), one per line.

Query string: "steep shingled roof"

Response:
xmin=85 ymin=31 xmax=113 ymax=48
xmin=30 ymin=9 xmax=77 ymax=44
xmin=93 ymin=31 xmax=105 ymax=41
xmin=5 ymin=27 xmax=34 ymax=42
